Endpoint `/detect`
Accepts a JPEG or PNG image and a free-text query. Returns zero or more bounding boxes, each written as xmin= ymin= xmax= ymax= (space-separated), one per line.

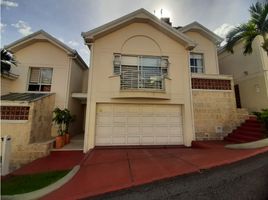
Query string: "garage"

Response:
xmin=95 ymin=104 xmax=183 ymax=146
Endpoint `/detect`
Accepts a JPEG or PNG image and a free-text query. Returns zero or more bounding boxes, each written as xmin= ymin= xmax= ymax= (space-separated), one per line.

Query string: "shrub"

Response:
xmin=253 ymin=109 xmax=268 ymax=130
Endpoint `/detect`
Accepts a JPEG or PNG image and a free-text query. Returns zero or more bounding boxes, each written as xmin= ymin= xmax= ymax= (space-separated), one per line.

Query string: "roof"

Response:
xmin=1 ymin=93 xmax=53 ymax=102
xmin=82 ymin=8 xmax=197 ymax=50
xmin=179 ymin=21 xmax=223 ymax=45
xmin=4 ymin=30 xmax=88 ymax=69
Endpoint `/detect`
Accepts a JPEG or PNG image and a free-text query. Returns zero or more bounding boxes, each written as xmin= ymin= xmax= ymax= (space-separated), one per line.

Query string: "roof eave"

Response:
xmin=180 ymin=22 xmax=223 ymax=45
xmin=82 ymin=8 xmax=196 ymax=50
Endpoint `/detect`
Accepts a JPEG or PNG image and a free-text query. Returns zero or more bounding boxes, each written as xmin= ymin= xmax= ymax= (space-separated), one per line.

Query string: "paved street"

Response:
xmin=87 ymin=151 xmax=268 ymax=200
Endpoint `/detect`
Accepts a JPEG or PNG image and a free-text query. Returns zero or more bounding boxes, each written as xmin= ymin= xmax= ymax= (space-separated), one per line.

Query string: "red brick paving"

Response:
xmin=11 ymin=151 xmax=85 ymax=175
xmin=40 ymin=141 xmax=268 ymax=200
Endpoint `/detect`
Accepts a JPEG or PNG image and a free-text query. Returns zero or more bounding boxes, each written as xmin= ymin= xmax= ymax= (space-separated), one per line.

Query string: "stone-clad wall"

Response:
xmin=193 ymin=90 xmax=248 ymax=140
xmin=1 ymin=94 xmax=55 ymax=170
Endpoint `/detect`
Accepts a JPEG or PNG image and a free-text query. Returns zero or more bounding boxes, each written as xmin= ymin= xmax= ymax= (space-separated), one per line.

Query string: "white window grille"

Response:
xmin=113 ymin=54 xmax=169 ymax=90
xmin=190 ymin=53 xmax=204 ymax=73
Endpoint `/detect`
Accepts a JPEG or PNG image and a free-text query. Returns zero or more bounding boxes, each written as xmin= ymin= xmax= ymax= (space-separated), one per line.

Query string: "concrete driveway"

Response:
xmin=41 ymin=141 xmax=268 ymax=200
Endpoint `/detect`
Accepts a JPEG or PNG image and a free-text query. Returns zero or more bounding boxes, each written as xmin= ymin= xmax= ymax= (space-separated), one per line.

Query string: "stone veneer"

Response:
xmin=1 ymin=94 xmax=55 ymax=170
xmin=192 ymin=90 xmax=248 ymax=140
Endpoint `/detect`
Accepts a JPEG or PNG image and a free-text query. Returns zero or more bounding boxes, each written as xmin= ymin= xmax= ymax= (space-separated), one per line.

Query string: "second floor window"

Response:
xmin=28 ymin=67 xmax=53 ymax=92
xmin=190 ymin=53 xmax=204 ymax=73
xmin=113 ymin=54 xmax=169 ymax=90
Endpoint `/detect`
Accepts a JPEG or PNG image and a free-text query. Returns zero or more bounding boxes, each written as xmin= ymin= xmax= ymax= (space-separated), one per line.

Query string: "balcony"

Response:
xmin=120 ymin=69 xmax=164 ymax=91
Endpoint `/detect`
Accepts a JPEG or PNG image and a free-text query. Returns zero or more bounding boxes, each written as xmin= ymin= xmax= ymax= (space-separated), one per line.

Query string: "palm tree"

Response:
xmin=226 ymin=2 xmax=268 ymax=55
xmin=0 ymin=49 xmax=17 ymax=73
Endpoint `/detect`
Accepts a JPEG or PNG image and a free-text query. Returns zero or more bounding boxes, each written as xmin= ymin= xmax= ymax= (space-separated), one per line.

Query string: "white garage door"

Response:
xmin=95 ymin=104 xmax=183 ymax=146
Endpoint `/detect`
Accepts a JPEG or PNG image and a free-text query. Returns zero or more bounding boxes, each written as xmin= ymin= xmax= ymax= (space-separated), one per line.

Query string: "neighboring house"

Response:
xmin=218 ymin=36 xmax=268 ymax=112
xmin=1 ymin=30 xmax=88 ymax=136
xmin=1 ymin=30 xmax=88 ymax=168
xmin=81 ymin=8 xmax=247 ymax=151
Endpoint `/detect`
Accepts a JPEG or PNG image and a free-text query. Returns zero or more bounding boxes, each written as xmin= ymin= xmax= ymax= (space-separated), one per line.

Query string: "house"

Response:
xmin=218 ymin=36 xmax=268 ymax=112
xmin=1 ymin=30 xmax=88 ymax=136
xmin=1 ymin=30 xmax=88 ymax=167
xmin=81 ymin=8 xmax=247 ymax=151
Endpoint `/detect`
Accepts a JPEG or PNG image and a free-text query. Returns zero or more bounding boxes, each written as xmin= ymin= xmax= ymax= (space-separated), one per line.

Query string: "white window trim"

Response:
xmin=190 ymin=52 xmax=205 ymax=74
xmin=27 ymin=67 xmax=53 ymax=92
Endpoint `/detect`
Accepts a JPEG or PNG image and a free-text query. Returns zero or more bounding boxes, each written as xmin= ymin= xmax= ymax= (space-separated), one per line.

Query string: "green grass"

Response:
xmin=1 ymin=170 xmax=70 ymax=195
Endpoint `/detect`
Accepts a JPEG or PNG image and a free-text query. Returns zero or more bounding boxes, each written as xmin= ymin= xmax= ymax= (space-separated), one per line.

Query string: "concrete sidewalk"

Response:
xmin=40 ymin=141 xmax=268 ymax=200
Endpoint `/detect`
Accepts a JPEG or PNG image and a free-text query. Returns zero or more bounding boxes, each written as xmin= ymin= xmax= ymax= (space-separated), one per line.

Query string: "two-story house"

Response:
xmin=2 ymin=30 xmax=88 ymax=136
xmin=1 ymin=30 xmax=89 ymax=167
xmin=81 ymin=9 xmax=246 ymax=151
xmin=218 ymin=36 xmax=268 ymax=112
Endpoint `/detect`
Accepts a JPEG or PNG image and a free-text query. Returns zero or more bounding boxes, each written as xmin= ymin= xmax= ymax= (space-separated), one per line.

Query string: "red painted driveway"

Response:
xmin=41 ymin=141 xmax=268 ymax=200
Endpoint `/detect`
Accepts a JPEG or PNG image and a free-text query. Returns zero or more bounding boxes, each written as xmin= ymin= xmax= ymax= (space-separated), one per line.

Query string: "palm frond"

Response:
xmin=226 ymin=24 xmax=250 ymax=53
xmin=249 ymin=2 xmax=268 ymax=33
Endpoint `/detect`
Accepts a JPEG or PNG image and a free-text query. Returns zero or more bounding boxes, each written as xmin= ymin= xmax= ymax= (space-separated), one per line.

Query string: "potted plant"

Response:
xmin=63 ymin=109 xmax=75 ymax=144
xmin=52 ymin=107 xmax=65 ymax=148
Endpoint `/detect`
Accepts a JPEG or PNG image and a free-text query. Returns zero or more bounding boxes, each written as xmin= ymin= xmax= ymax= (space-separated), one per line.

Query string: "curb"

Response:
xmin=225 ymin=138 xmax=268 ymax=149
xmin=1 ymin=165 xmax=80 ymax=200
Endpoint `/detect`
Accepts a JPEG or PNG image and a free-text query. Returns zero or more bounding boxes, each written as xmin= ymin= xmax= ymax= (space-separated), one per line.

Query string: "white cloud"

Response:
xmin=58 ymin=37 xmax=65 ymax=43
xmin=214 ymin=23 xmax=235 ymax=39
xmin=214 ymin=23 xmax=236 ymax=46
xmin=11 ymin=20 xmax=33 ymax=36
xmin=78 ymin=47 xmax=90 ymax=65
xmin=0 ymin=22 xmax=7 ymax=32
xmin=68 ymin=40 xmax=79 ymax=47
xmin=0 ymin=0 xmax=18 ymax=7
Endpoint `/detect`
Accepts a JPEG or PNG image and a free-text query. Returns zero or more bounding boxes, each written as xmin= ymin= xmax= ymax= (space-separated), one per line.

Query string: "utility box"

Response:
xmin=1 ymin=135 xmax=11 ymax=176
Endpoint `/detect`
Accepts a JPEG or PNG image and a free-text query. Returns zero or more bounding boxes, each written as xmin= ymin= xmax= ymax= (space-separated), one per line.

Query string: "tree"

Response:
xmin=0 ymin=49 xmax=17 ymax=73
xmin=226 ymin=2 xmax=268 ymax=55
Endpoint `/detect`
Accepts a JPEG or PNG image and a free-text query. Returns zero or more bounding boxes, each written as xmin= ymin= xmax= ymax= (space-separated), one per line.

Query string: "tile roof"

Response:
xmin=1 ymin=93 xmax=52 ymax=102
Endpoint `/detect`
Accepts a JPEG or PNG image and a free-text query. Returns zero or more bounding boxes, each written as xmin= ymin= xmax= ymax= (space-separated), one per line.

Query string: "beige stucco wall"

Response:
xmin=1 ymin=77 xmax=13 ymax=95
xmin=184 ymin=31 xmax=219 ymax=74
xmin=1 ymin=94 xmax=55 ymax=169
xmin=84 ymin=22 xmax=195 ymax=150
xmin=67 ymin=59 xmax=86 ymax=135
xmin=9 ymin=41 xmax=69 ymax=108
xmin=5 ymin=40 xmax=87 ymax=137
xmin=219 ymin=36 xmax=268 ymax=112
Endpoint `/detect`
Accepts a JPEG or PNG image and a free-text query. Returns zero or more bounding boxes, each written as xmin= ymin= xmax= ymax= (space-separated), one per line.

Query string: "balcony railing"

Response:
xmin=120 ymin=69 xmax=164 ymax=90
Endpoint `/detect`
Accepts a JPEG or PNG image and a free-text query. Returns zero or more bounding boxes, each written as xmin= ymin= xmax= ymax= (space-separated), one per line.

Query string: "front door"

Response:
xmin=234 ymin=84 xmax=241 ymax=108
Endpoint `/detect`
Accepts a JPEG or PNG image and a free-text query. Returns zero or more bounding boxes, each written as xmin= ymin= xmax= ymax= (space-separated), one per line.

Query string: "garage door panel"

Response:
xmin=142 ymin=126 xmax=153 ymax=134
xmin=96 ymin=104 xmax=183 ymax=146
xmin=112 ymin=126 xmax=126 ymax=134
xmin=141 ymin=136 xmax=154 ymax=144
xmin=127 ymin=116 xmax=140 ymax=124
xmin=96 ymin=116 xmax=113 ymax=125
xmin=169 ymin=136 xmax=183 ymax=144
xmin=113 ymin=116 xmax=126 ymax=123
xmin=127 ymin=126 xmax=140 ymax=134
xmin=96 ymin=126 xmax=113 ymax=135
xmin=112 ymin=136 xmax=126 ymax=144
xmin=127 ymin=136 xmax=140 ymax=144
xmin=155 ymin=136 xmax=169 ymax=144
xmin=96 ymin=136 xmax=112 ymax=145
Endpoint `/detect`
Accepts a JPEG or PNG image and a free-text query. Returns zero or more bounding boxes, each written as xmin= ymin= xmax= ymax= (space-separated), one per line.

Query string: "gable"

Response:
xmin=180 ymin=22 xmax=223 ymax=45
xmin=93 ymin=22 xmax=188 ymax=56
xmin=82 ymin=8 xmax=196 ymax=50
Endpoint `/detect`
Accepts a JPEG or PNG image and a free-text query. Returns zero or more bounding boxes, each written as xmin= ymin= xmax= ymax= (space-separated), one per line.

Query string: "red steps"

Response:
xmin=224 ymin=117 xmax=265 ymax=143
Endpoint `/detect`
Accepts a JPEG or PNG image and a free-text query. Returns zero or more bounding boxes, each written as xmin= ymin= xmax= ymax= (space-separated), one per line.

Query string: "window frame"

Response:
xmin=190 ymin=52 xmax=204 ymax=74
xmin=27 ymin=67 xmax=53 ymax=92
xmin=113 ymin=54 xmax=169 ymax=76
xmin=114 ymin=54 xmax=169 ymax=90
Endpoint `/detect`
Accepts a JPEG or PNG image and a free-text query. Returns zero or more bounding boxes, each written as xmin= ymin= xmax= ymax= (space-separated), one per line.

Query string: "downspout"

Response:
xmin=83 ymin=42 xmax=94 ymax=153
xmin=65 ymin=55 xmax=74 ymax=108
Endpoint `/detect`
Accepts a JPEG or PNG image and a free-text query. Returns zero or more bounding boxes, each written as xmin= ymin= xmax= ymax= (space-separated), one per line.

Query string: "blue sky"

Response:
xmin=0 ymin=0 xmax=262 ymax=64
